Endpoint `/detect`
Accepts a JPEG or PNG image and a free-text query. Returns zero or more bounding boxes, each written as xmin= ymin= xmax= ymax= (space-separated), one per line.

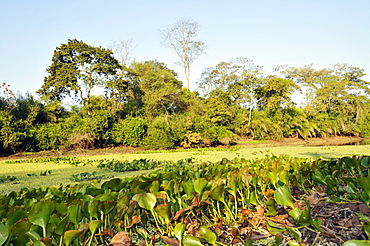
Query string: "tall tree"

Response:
xmin=37 ymin=39 xmax=123 ymax=105
xmin=108 ymin=39 xmax=136 ymax=67
xmin=160 ymin=19 xmax=206 ymax=89
xmin=197 ymin=57 xmax=263 ymax=106
xmin=123 ymin=60 xmax=184 ymax=118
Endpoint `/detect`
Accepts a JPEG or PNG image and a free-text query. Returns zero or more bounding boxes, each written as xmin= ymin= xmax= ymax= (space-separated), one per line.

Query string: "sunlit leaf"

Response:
xmin=0 ymin=222 xmax=9 ymax=245
xmin=343 ymin=240 xmax=370 ymax=246
xmin=193 ymin=178 xmax=208 ymax=196
xmin=174 ymin=223 xmax=185 ymax=242
xmin=182 ymin=235 xmax=202 ymax=246
xmin=138 ymin=193 xmax=157 ymax=211
xmin=198 ymin=225 xmax=217 ymax=245
xmin=63 ymin=230 xmax=83 ymax=246
xmin=209 ymin=184 xmax=225 ymax=202
xmin=358 ymin=177 xmax=370 ymax=197
xmin=28 ymin=200 xmax=55 ymax=237
xmin=274 ymin=185 xmax=294 ymax=208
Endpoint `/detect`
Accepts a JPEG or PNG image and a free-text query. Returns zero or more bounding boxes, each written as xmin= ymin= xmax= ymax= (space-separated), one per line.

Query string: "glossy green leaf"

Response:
xmin=89 ymin=220 xmax=103 ymax=234
xmin=100 ymin=200 xmax=116 ymax=214
xmin=265 ymin=199 xmax=278 ymax=216
xmin=88 ymin=200 xmax=100 ymax=219
xmin=28 ymin=200 xmax=55 ymax=237
xmin=182 ymin=235 xmax=203 ymax=246
xmin=0 ymin=222 xmax=9 ymax=245
xmin=298 ymin=202 xmax=311 ymax=225
xmin=68 ymin=204 xmax=82 ymax=225
xmin=150 ymin=180 xmax=160 ymax=194
xmin=182 ymin=181 xmax=194 ymax=198
xmin=266 ymin=220 xmax=285 ymax=235
xmin=288 ymin=207 xmax=301 ymax=222
xmin=174 ymin=222 xmax=185 ymax=242
xmin=63 ymin=230 xmax=83 ymax=246
xmin=138 ymin=193 xmax=157 ymax=211
xmin=6 ymin=206 xmax=27 ymax=227
xmin=274 ymin=185 xmax=294 ymax=208
xmin=209 ymin=184 xmax=225 ymax=202
xmin=198 ymin=225 xmax=217 ymax=245
xmin=193 ymin=178 xmax=208 ymax=196
xmin=343 ymin=240 xmax=370 ymax=246
xmin=358 ymin=177 xmax=370 ymax=197
xmin=55 ymin=216 xmax=69 ymax=236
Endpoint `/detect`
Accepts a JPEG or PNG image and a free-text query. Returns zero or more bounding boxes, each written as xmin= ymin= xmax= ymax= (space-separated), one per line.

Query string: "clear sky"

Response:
xmin=1 ymin=0 xmax=370 ymax=97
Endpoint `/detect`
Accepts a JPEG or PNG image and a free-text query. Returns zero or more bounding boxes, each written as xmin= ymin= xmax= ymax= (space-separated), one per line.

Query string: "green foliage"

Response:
xmin=143 ymin=116 xmax=185 ymax=149
xmin=0 ymin=155 xmax=369 ymax=245
xmin=37 ymin=39 xmax=122 ymax=104
xmin=97 ymin=158 xmax=165 ymax=172
xmin=111 ymin=117 xmax=146 ymax=147
xmin=69 ymin=172 xmax=103 ymax=182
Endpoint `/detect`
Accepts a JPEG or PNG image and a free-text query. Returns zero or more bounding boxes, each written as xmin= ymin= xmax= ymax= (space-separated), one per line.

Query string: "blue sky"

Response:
xmin=1 ymin=0 xmax=370 ymax=98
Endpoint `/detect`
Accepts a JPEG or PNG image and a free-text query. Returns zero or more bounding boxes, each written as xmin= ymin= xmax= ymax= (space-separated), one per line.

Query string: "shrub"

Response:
xmin=111 ymin=117 xmax=147 ymax=147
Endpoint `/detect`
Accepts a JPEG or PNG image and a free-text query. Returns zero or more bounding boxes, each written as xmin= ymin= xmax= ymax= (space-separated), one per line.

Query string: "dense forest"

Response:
xmin=1 ymin=38 xmax=370 ymax=154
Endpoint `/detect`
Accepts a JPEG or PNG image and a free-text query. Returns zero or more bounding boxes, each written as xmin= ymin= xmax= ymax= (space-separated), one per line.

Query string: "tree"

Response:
xmin=37 ymin=39 xmax=123 ymax=105
xmin=197 ymin=57 xmax=263 ymax=106
xmin=109 ymin=39 xmax=136 ymax=66
xmin=254 ymin=77 xmax=298 ymax=113
xmin=123 ymin=60 xmax=184 ymax=118
xmin=160 ymin=19 xmax=206 ymax=89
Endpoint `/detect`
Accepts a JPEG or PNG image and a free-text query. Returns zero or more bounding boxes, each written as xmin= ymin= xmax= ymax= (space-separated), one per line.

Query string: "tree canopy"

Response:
xmin=37 ymin=39 xmax=123 ymax=104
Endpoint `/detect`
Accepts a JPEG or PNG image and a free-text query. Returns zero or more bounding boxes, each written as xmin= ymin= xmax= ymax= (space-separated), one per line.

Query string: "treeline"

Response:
xmin=1 ymin=39 xmax=370 ymax=154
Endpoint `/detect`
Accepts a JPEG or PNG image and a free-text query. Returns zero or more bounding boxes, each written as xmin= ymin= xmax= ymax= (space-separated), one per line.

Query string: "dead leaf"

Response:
xmin=109 ymin=231 xmax=132 ymax=246
xmin=161 ymin=236 xmax=180 ymax=246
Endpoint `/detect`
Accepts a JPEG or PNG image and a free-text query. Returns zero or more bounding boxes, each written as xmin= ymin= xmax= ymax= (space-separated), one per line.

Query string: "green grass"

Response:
xmin=0 ymin=144 xmax=369 ymax=194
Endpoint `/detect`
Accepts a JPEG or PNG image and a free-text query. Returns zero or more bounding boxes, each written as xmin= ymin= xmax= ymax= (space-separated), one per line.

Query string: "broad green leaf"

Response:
xmin=101 ymin=178 xmax=122 ymax=191
xmin=0 ymin=222 xmax=9 ymax=245
xmin=343 ymin=240 xmax=370 ymax=246
xmin=68 ymin=204 xmax=82 ymax=225
xmin=150 ymin=180 xmax=160 ymax=194
xmin=266 ymin=220 xmax=285 ymax=235
xmin=174 ymin=223 xmax=185 ymax=242
xmin=298 ymin=202 xmax=311 ymax=225
xmin=198 ymin=225 xmax=217 ymax=245
xmin=209 ymin=184 xmax=225 ymax=202
xmin=289 ymin=207 xmax=301 ymax=222
xmin=358 ymin=177 xmax=370 ymax=197
xmin=88 ymin=200 xmax=100 ymax=219
xmin=265 ymin=199 xmax=278 ymax=216
xmin=182 ymin=235 xmax=202 ymax=246
xmin=182 ymin=181 xmax=194 ymax=198
xmin=193 ymin=178 xmax=208 ymax=196
xmin=100 ymin=200 xmax=116 ymax=214
xmin=10 ymin=218 xmax=31 ymax=236
xmin=6 ymin=206 xmax=27 ymax=227
xmin=63 ymin=230 xmax=83 ymax=246
xmin=28 ymin=200 xmax=55 ymax=237
xmin=138 ymin=193 xmax=157 ymax=211
xmin=311 ymin=219 xmax=324 ymax=232
xmin=55 ymin=216 xmax=69 ymax=236
xmin=89 ymin=220 xmax=103 ymax=235
xmin=274 ymin=185 xmax=294 ymax=208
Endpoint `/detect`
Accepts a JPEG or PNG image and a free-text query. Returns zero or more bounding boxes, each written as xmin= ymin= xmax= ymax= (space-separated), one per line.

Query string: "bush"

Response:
xmin=111 ymin=117 xmax=147 ymax=147
xmin=143 ymin=116 xmax=186 ymax=149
